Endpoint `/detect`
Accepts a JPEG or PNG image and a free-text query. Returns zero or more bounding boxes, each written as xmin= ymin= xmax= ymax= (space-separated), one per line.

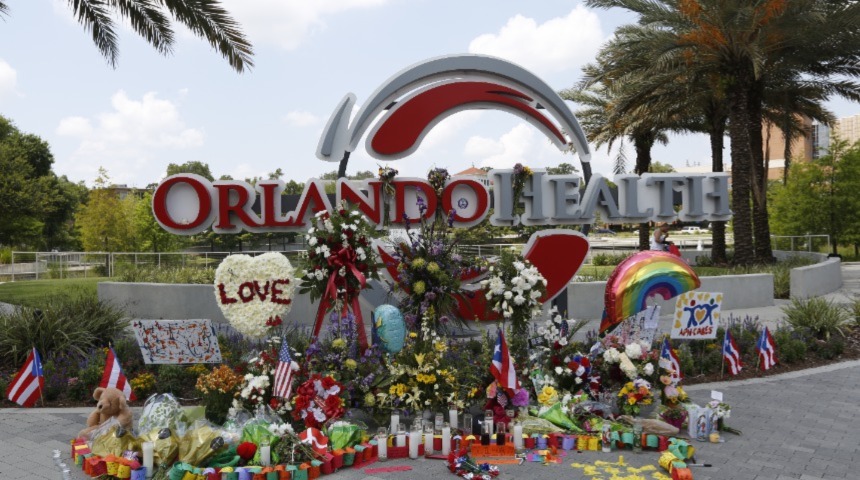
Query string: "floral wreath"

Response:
xmin=447 ymin=449 xmax=499 ymax=480
xmin=292 ymin=374 xmax=346 ymax=429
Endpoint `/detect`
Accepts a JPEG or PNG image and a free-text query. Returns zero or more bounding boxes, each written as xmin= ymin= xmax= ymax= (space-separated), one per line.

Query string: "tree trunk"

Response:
xmin=337 ymin=151 xmax=351 ymax=179
xmin=634 ymin=134 xmax=655 ymax=251
xmin=728 ymin=84 xmax=755 ymax=266
xmin=748 ymin=85 xmax=774 ymax=263
xmin=709 ymin=124 xmax=727 ymax=264
xmin=782 ymin=120 xmax=793 ymax=186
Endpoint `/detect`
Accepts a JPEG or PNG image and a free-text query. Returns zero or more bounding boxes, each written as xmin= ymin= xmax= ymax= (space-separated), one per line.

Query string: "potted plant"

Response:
xmin=659 ymin=407 xmax=687 ymax=430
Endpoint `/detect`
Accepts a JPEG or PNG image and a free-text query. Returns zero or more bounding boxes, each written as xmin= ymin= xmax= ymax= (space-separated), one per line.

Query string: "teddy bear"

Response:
xmin=78 ymin=387 xmax=134 ymax=438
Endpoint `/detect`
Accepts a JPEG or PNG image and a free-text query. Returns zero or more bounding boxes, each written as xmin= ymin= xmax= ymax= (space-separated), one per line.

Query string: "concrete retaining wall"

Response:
xmin=98 ymin=282 xmax=376 ymax=329
xmin=789 ymin=257 xmax=842 ymax=299
xmin=773 ymin=250 xmax=829 ymax=263
xmin=566 ymin=273 xmax=775 ymax=320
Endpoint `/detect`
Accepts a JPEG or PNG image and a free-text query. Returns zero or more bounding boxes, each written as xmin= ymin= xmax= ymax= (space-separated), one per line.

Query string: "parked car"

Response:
xmin=595 ymin=228 xmax=617 ymax=235
xmin=680 ymin=226 xmax=708 ymax=234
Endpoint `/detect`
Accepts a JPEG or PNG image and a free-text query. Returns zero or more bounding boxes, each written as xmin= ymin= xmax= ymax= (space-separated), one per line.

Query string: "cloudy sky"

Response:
xmin=0 ymin=0 xmax=857 ymax=187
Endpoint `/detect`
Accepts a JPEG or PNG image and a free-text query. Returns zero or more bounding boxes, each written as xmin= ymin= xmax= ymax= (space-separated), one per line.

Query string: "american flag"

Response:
xmin=722 ymin=329 xmax=743 ymax=375
xmin=490 ymin=330 xmax=520 ymax=394
xmin=100 ymin=347 xmax=135 ymax=401
xmin=273 ymin=338 xmax=298 ymax=399
xmin=756 ymin=326 xmax=778 ymax=371
xmin=660 ymin=338 xmax=683 ymax=381
xmin=5 ymin=348 xmax=44 ymax=408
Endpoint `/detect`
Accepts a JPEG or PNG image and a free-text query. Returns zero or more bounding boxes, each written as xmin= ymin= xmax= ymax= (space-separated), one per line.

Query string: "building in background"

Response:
xmin=834 ymin=114 xmax=860 ymax=147
xmin=453 ymin=166 xmax=492 ymax=187
xmin=762 ymin=116 xmax=814 ymax=180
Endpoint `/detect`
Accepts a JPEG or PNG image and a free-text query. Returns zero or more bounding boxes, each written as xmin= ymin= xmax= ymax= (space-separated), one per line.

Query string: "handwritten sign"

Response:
xmin=616 ymin=306 xmax=661 ymax=346
xmin=671 ymin=292 xmax=722 ymax=339
xmin=131 ymin=319 xmax=222 ymax=364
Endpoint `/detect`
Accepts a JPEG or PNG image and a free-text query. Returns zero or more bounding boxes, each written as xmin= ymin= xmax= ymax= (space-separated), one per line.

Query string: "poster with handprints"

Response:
xmin=616 ymin=306 xmax=661 ymax=346
xmin=672 ymin=292 xmax=722 ymax=339
xmin=132 ymin=319 xmax=222 ymax=364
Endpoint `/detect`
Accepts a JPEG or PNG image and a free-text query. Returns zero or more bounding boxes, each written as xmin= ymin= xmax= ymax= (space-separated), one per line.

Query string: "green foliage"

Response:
xmin=648 ymin=161 xmax=675 ymax=173
xmin=114 ymin=264 xmax=215 ymax=284
xmin=156 ymin=365 xmax=192 ymax=395
xmin=851 ymin=296 xmax=860 ymax=326
xmin=71 ymin=355 xmax=108 ymax=402
xmin=771 ymin=328 xmax=807 ymax=364
xmin=770 ymin=141 xmax=860 ymax=255
xmin=0 ymin=291 xmax=126 ymax=367
xmin=0 ymin=277 xmax=103 ymax=308
xmin=591 ymin=252 xmax=631 ymax=266
xmin=811 ymin=335 xmax=845 ymax=360
xmin=0 ymin=247 xmax=11 ymax=264
xmin=782 ymin=297 xmax=851 ymax=340
xmin=166 ymin=161 xmax=215 ymax=181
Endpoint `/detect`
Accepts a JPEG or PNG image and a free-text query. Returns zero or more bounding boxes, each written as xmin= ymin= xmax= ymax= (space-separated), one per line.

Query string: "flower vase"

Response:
xmin=660 ymin=409 xmax=688 ymax=430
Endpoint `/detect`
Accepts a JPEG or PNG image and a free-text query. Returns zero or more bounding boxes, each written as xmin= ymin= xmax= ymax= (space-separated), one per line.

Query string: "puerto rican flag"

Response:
xmin=490 ymin=330 xmax=520 ymax=395
xmin=722 ymin=329 xmax=743 ymax=375
xmin=756 ymin=326 xmax=778 ymax=371
xmin=299 ymin=427 xmax=329 ymax=455
xmin=660 ymin=338 xmax=683 ymax=381
xmin=5 ymin=348 xmax=44 ymax=407
xmin=100 ymin=347 xmax=135 ymax=401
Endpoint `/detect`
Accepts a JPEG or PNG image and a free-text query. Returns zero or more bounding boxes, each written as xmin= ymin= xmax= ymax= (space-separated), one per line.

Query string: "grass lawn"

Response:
xmin=0 ymin=277 xmax=106 ymax=308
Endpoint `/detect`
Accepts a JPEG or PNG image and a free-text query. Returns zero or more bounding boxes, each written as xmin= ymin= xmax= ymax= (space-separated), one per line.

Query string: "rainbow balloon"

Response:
xmin=601 ymin=250 xmax=701 ymax=333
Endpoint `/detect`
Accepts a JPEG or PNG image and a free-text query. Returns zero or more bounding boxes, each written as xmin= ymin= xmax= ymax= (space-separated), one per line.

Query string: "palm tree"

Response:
xmin=586 ymin=0 xmax=860 ymax=266
xmin=0 ymin=0 xmax=253 ymax=72
xmin=562 ymin=58 xmax=672 ymax=251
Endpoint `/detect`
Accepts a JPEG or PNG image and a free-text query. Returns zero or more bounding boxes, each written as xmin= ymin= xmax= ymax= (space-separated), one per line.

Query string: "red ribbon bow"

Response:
xmin=313 ymin=246 xmax=369 ymax=350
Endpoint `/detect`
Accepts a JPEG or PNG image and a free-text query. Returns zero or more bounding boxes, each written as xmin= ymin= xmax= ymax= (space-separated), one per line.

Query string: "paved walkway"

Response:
xmin=2 ymin=263 xmax=858 ymax=480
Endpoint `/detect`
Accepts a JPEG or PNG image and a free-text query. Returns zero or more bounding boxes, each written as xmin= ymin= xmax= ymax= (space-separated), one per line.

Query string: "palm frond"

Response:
xmin=112 ymin=0 xmax=175 ymax=56
xmin=68 ymin=0 xmax=119 ymax=67
xmin=0 ymin=2 xmax=8 ymax=16
xmin=160 ymin=0 xmax=254 ymax=73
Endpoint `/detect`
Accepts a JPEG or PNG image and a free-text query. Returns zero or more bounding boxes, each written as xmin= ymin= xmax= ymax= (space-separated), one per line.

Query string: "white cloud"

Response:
xmin=419 ymin=110 xmax=482 ymax=150
xmin=283 ymin=110 xmax=321 ymax=127
xmin=221 ymin=0 xmax=389 ymax=50
xmin=0 ymin=59 xmax=18 ymax=98
xmin=468 ymin=6 xmax=604 ymax=76
xmin=465 ymin=123 xmax=559 ymax=169
xmin=56 ymin=90 xmax=204 ymax=184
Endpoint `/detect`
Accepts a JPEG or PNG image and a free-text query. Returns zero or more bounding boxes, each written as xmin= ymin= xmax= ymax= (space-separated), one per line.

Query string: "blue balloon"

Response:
xmin=373 ymin=304 xmax=405 ymax=354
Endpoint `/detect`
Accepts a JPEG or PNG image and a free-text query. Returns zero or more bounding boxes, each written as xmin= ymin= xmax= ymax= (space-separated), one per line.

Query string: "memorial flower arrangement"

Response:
xmin=300 ymin=203 xmax=380 ymax=349
xmin=195 ymin=365 xmax=244 ymax=424
xmin=617 ymin=378 xmax=654 ymax=416
xmin=529 ymin=309 xmax=588 ymax=393
xmin=291 ymin=373 xmax=347 ymax=429
xmin=214 ymin=252 xmax=297 ymax=338
xmin=304 ymin=310 xmax=386 ymax=407
xmin=483 ymin=381 xmax=529 ymax=428
xmin=447 ymin=449 xmax=500 ymax=480
xmin=387 ymin=196 xmax=472 ymax=336
xmin=232 ymin=338 xmax=295 ymax=419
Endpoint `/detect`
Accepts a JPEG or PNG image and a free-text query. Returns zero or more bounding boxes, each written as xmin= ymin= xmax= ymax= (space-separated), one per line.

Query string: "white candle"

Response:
xmin=260 ymin=445 xmax=271 ymax=466
xmin=513 ymin=424 xmax=524 ymax=451
xmin=142 ymin=441 xmax=154 ymax=479
xmin=409 ymin=431 xmax=421 ymax=459
xmin=396 ymin=432 xmax=407 ymax=447
xmin=390 ymin=414 xmax=400 ymax=437
xmin=449 ymin=409 xmax=458 ymax=430
xmin=424 ymin=431 xmax=434 ymax=455
xmin=441 ymin=426 xmax=451 ymax=455
xmin=377 ymin=434 xmax=388 ymax=460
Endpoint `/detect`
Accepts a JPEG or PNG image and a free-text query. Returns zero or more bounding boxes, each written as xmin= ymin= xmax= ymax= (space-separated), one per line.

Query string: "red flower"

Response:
xmin=237 ymin=442 xmax=257 ymax=461
xmin=321 ymin=376 xmax=336 ymax=390
xmin=551 ymin=356 xmax=561 ymax=366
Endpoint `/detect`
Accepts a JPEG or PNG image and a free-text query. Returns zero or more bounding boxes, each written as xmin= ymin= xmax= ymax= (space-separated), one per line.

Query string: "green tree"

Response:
xmin=648 ymin=161 xmax=676 ymax=173
xmin=546 ymin=162 xmax=578 ymax=175
xmin=770 ymin=140 xmax=860 ymax=256
xmin=0 ymin=0 xmax=252 ymax=72
xmin=77 ymin=168 xmax=136 ymax=251
xmin=166 ymin=160 xmax=215 ymax=181
xmin=133 ymin=191 xmax=184 ymax=252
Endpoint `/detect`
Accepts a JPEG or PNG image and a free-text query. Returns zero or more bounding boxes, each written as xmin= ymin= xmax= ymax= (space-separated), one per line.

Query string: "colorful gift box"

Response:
xmin=130 ymin=468 xmax=147 ymax=480
xmin=307 ymin=461 xmax=321 ymax=480
xmin=524 ymin=436 xmax=536 ymax=449
xmin=561 ymin=435 xmax=576 ymax=450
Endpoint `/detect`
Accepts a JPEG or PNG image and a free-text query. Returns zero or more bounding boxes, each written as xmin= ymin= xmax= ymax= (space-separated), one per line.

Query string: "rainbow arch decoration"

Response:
xmin=601 ymin=251 xmax=701 ymax=333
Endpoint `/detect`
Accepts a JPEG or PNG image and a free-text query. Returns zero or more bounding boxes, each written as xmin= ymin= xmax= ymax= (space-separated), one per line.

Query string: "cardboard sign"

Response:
xmin=616 ymin=306 xmax=661 ymax=346
xmin=671 ymin=292 xmax=722 ymax=339
xmin=132 ymin=319 xmax=222 ymax=364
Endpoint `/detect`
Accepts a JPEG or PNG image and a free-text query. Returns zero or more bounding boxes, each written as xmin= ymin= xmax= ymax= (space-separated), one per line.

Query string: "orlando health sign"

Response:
xmin=152 ymin=54 xmax=731 ymax=234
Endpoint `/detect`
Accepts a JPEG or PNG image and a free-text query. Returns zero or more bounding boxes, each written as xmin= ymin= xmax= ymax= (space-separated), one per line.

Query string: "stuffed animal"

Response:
xmin=79 ymin=387 xmax=134 ymax=437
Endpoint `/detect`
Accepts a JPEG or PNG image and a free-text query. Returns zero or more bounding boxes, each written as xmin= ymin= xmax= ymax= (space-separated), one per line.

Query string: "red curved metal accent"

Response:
xmin=370 ymin=82 xmax=566 ymax=156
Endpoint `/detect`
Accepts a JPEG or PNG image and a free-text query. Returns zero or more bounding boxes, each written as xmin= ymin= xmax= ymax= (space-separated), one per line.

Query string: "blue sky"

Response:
xmin=0 ymin=0 xmax=858 ymax=187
